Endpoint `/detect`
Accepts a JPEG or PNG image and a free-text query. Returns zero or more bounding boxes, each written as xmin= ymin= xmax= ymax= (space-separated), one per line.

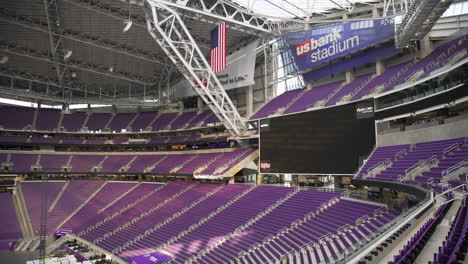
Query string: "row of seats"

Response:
xmin=251 ymin=34 xmax=467 ymax=120
xmin=17 ymin=181 xmax=400 ymax=264
xmin=360 ymin=137 xmax=467 ymax=182
xmin=0 ymin=134 xmax=228 ymax=146
xmin=0 ymin=148 xmax=255 ymax=175
xmin=0 ymin=192 xmax=22 ymax=240
xmin=0 ymin=108 xmax=220 ymax=132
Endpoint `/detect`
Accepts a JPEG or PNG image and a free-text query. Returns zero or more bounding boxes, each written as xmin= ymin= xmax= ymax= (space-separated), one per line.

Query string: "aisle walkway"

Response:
xmin=414 ymin=196 xmax=462 ymax=264
xmin=379 ymin=197 xmax=439 ymax=263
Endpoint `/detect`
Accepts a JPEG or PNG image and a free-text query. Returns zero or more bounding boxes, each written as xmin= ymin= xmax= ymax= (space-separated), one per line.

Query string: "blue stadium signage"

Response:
xmin=285 ymin=18 xmax=395 ymax=71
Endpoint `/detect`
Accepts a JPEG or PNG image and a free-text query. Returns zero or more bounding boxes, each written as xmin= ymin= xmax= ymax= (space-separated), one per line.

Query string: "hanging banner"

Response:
xmin=174 ymin=40 xmax=258 ymax=98
xmin=285 ymin=18 xmax=395 ymax=71
xmin=216 ymin=40 xmax=257 ymax=90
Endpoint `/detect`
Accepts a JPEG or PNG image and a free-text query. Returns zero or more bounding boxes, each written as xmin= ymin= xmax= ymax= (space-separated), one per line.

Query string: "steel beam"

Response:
xmin=395 ymin=0 xmax=454 ymax=47
xmin=0 ymin=42 xmax=156 ymax=85
xmin=0 ymin=69 xmax=162 ymax=107
xmin=42 ymin=0 xmax=67 ymax=91
xmin=62 ymin=0 xmax=212 ymax=49
xmin=0 ymin=8 xmax=167 ymax=65
xmin=144 ymin=0 xmax=247 ymax=136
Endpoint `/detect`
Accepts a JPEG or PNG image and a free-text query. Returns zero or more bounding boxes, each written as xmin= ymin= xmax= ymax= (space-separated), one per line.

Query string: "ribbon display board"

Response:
xmin=128 ymin=252 xmax=172 ymax=264
xmin=285 ymin=18 xmax=395 ymax=71
xmin=193 ymin=174 xmax=224 ymax=180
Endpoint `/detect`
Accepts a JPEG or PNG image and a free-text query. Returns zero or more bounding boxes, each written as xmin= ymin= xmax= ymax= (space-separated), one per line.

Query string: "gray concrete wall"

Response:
xmin=377 ymin=118 xmax=468 ymax=147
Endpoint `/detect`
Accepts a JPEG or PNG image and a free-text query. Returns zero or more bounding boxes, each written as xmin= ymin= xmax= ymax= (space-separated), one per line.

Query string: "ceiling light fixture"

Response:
xmin=64 ymin=50 xmax=73 ymax=60
xmin=123 ymin=2 xmax=133 ymax=33
xmin=0 ymin=56 xmax=8 ymax=64
xmin=123 ymin=20 xmax=133 ymax=32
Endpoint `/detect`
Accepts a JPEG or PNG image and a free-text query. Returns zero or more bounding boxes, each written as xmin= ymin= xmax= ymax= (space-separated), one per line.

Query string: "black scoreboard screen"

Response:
xmin=260 ymin=101 xmax=375 ymax=174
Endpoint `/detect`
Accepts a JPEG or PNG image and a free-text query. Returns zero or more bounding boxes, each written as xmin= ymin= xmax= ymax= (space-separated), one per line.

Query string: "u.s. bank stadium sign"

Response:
xmin=285 ymin=18 xmax=395 ymax=71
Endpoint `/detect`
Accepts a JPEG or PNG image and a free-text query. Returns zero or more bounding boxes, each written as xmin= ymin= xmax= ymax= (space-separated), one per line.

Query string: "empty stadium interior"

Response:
xmin=0 ymin=0 xmax=467 ymax=264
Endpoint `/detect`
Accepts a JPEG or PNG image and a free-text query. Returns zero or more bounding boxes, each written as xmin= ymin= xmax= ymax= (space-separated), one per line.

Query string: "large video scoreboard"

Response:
xmin=259 ymin=100 xmax=375 ymax=174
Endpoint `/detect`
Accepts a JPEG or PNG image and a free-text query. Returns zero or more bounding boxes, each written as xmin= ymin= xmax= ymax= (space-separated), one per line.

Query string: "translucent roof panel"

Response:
xmin=232 ymin=0 xmax=376 ymax=19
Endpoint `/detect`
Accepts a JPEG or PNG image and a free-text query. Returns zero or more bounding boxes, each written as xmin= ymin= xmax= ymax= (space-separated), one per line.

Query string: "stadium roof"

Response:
xmin=0 ymin=0 xmax=385 ymax=108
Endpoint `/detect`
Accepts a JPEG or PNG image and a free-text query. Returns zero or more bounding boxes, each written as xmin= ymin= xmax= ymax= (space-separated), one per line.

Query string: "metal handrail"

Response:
xmin=404 ymin=155 xmax=439 ymax=175
xmin=405 ymin=160 xmax=426 ymax=175
xmin=395 ymin=149 xmax=407 ymax=159
xmin=442 ymin=160 xmax=467 ymax=177
xmin=442 ymin=143 xmax=460 ymax=156
xmin=427 ymin=155 xmax=439 ymax=164
xmin=366 ymin=161 xmax=384 ymax=174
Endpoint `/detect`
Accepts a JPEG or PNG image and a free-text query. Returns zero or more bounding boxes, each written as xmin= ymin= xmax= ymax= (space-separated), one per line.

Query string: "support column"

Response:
xmin=376 ymin=60 xmax=386 ymax=75
xmin=246 ymin=85 xmax=254 ymax=117
xmin=372 ymin=7 xmax=381 ymax=18
xmin=178 ymin=101 xmax=184 ymax=114
xmin=256 ymin=173 xmax=262 ymax=185
xmin=228 ymin=177 xmax=235 ymax=184
xmin=420 ymin=35 xmax=432 ymax=58
xmin=345 ymin=71 xmax=355 ymax=83
xmin=343 ymin=13 xmax=355 ymax=83
xmin=197 ymin=96 xmax=203 ymax=113
xmin=373 ymin=7 xmax=385 ymax=76
xmin=304 ymin=22 xmax=313 ymax=90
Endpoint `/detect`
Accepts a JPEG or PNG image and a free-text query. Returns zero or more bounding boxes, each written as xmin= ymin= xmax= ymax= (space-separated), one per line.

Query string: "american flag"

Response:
xmin=210 ymin=22 xmax=227 ymax=73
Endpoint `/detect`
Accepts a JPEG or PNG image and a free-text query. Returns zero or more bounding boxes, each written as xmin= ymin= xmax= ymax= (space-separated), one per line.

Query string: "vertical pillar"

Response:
xmin=420 ymin=35 xmax=432 ymax=58
xmin=304 ymin=22 xmax=313 ymax=90
xmin=342 ymin=14 xmax=355 ymax=84
xmin=372 ymin=7 xmax=380 ymax=18
xmin=197 ymin=96 xmax=203 ymax=113
xmin=372 ymin=7 xmax=385 ymax=76
xmin=178 ymin=101 xmax=184 ymax=114
xmin=256 ymin=173 xmax=262 ymax=185
xmin=345 ymin=71 xmax=355 ymax=83
xmin=246 ymin=85 xmax=254 ymax=117
xmin=376 ymin=60 xmax=386 ymax=75
xmin=228 ymin=177 xmax=235 ymax=184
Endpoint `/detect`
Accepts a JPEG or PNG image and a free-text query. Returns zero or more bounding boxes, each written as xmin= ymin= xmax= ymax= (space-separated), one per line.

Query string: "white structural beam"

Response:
xmin=144 ymin=0 xmax=247 ymax=136
xmin=395 ymin=0 xmax=455 ymax=48
xmin=42 ymin=0 xmax=67 ymax=93
xmin=154 ymin=0 xmax=271 ymax=34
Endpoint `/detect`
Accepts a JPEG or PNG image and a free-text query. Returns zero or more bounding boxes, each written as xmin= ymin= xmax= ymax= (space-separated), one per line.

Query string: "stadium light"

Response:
xmin=64 ymin=50 xmax=73 ymax=60
xmin=123 ymin=2 xmax=133 ymax=33
xmin=0 ymin=56 xmax=8 ymax=64
xmin=123 ymin=20 xmax=133 ymax=32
